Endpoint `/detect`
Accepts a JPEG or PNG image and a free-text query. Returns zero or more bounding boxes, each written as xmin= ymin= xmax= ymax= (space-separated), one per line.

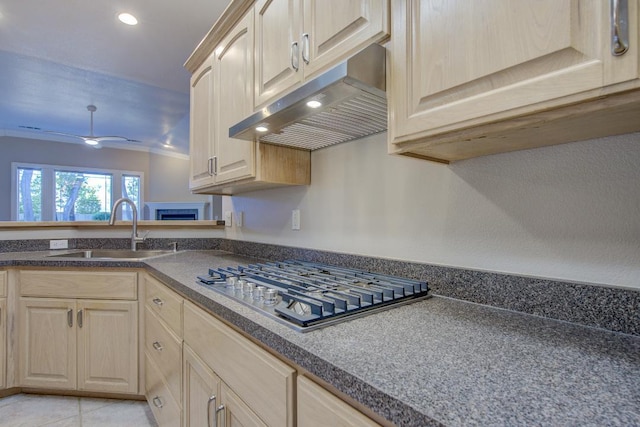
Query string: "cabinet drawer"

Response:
xmin=20 ymin=270 xmax=137 ymax=300
xmin=145 ymin=307 xmax=182 ymax=403
xmin=184 ymin=301 xmax=295 ymax=427
xmin=298 ymin=376 xmax=382 ymax=427
xmin=0 ymin=270 xmax=6 ymax=297
xmin=145 ymin=275 xmax=183 ymax=336
xmin=146 ymin=353 xmax=182 ymax=427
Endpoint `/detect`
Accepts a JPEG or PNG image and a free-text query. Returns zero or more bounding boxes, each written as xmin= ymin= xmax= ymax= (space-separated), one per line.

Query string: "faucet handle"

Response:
xmin=136 ymin=230 xmax=150 ymax=242
xmin=170 ymin=242 xmax=178 ymax=252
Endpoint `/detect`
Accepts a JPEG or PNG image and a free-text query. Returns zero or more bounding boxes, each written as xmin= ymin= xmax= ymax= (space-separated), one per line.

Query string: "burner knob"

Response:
xmin=225 ymin=277 xmax=238 ymax=288
xmin=236 ymin=279 xmax=247 ymax=291
xmin=254 ymin=286 xmax=266 ymax=301
xmin=264 ymin=288 xmax=278 ymax=305
xmin=243 ymin=282 xmax=255 ymax=295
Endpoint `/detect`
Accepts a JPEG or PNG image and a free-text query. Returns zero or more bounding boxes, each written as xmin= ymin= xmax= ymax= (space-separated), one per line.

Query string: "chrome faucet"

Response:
xmin=109 ymin=197 xmax=145 ymax=251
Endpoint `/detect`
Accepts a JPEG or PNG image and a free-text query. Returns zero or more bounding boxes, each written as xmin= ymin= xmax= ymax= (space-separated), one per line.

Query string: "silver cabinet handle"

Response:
xmin=207 ymin=157 xmax=214 ymax=176
xmin=152 ymin=341 xmax=163 ymax=352
xmin=291 ymin=41 xmax=299 ymax=71
xmin=152 ymin=297 xmax=164 ymax=307
xmin=77 ymin=309 xmax=83 ymax=328
xmin=302 ymin=33 xmax=310 ymax=64
xmin=152 ymin=396 xmax=163 ymax=408
xmin=215 ymin=404 xmax=225 ymax=427
xmin=207 ymin=395 xmax=217 ymax=427
xmin=213 ymin=156 xmax=218 ymax=176
xmin=611 ymin=0 xmax=629 ymax=56
xmin=67 ymin=309 xmax=73 ymax=327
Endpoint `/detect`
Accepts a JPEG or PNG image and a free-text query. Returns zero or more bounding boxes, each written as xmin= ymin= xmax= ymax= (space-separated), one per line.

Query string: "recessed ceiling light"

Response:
xmin=255 ymin=126 xmax=268 ymax=132
xmin=306 ymin=100 xmax=322 ymax=108
xmin=118 ymin=13 xmax=138 ymax=26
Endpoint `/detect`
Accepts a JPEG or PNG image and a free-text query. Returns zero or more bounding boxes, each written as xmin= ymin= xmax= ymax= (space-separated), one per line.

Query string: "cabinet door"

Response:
xmin=183 ymin=344 xmax=221 ymax=427
xmin=254 ymin=0 xmax=302 ymax=107
xmin=389 ymin=0 xmax=638 ymax=151
xmin=214 ymin=11 xmax=256 ymax=184
xmin=0 ymin=298 xmax=5 ymax=389
xmin=77 ymin=300 xmax=138 ymax=393
xmin=302 ymin=0 xmax=389 ymax=79
xmin=184 ymin=301 xmax=295 ymax=427
xmin=189 ymin=55 xmax=216 ymax=190
xmin=19 ymin=298 xmax=77 ymax=389
xmin=220 ymin=382 xmax=268 ymax=427
xmin=297 ymin=376 xmax=381 ymax=427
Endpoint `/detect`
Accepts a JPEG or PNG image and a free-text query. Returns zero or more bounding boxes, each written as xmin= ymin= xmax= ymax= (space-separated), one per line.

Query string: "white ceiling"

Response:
xmin=0 ymin=0 xmax=230 ymax=156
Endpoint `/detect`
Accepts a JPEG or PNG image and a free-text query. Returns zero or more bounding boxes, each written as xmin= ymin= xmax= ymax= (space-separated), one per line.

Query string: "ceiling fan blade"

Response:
xmin=94 ymin=136 xmax=142 ymax=143
xmin=43 ymin=130 xmax=84 ymax=140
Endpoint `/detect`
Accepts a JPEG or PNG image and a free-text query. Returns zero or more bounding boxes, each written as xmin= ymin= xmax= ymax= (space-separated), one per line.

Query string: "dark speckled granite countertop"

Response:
xmin=1 ymin=250 xmax=639 ymax=426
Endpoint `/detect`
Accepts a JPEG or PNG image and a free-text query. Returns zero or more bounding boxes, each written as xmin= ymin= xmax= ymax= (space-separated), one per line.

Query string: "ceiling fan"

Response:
xmin=45 ymin=105 xmax=141 ymax=146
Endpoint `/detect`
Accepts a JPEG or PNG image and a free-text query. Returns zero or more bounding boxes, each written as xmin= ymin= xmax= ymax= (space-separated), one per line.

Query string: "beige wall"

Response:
xmin=224 ymin=131 xmax=640 ymax=290
xmin=0 ymin=136 xmax=208 ymax=220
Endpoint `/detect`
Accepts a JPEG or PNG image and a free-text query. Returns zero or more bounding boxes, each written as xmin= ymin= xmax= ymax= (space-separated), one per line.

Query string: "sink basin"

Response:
xmin=47 ymin=249 xmax=177 ymax=260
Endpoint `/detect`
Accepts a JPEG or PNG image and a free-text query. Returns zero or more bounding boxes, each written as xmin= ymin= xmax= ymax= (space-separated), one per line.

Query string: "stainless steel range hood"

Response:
xmin=229 ymin=44 xmax=386 ymax=150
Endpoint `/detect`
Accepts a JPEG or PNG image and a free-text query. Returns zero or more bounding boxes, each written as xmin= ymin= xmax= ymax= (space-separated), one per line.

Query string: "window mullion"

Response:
xmin=112 ymin=173 xmax=123 ymax=220
xmin=42 ymin=167 xmax=55 ymax=221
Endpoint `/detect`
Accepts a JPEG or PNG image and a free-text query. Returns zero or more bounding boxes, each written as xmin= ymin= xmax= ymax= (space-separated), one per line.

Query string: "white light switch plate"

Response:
xmin=237 ymin=211 xmax=244 ymax=227
xmin=224 ymin=211 xmax=232 ymax=227
xmin=50 ymin=239 xmax=69 ymax=249
xmin=291 ymin=209 xmax=300 ymax=230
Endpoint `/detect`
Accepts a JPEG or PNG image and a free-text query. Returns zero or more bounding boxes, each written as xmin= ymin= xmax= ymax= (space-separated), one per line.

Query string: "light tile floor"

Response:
xmin=0 ymin=393 xmax=157 ymax=427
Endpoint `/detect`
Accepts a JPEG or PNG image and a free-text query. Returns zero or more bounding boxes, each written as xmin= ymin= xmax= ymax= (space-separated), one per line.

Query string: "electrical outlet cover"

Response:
xmin=224 ymin=211 xmax=232 ymax=227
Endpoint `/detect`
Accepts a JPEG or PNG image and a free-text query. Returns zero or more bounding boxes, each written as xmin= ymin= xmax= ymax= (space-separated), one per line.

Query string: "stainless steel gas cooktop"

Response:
xmin=197 ymin=260 xmax=430 ymax=332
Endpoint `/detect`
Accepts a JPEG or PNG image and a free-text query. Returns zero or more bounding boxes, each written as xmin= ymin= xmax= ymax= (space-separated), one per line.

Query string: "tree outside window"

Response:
xmin=55 ymin=171 xmax=111 ymax=221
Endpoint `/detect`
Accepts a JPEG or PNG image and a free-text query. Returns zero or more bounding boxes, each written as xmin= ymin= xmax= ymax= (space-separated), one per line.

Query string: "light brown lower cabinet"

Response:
xmin=183 ymin=344 xmax=267 ymax=427
xmin=146 ymin=352 xmax=182 ymax=426
xmin=183 ymin=301 xmax=295 ymax=427
xmin=297 ymin=376 xmax=382 ymax=427
xmin=0 ymin=297 xmax=6 ymax=390
xmin=17 ymin=270 xmax=139 ymax=394
xmin=19 ymin=298 xmax=138 ymax=393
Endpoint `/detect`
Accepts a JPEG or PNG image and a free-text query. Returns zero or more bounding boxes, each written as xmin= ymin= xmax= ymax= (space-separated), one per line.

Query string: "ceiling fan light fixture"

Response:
xmin=118 ymin=12 xmax=138 ymax=26
xmin=84 ymin=138 xmax=99 ymax=146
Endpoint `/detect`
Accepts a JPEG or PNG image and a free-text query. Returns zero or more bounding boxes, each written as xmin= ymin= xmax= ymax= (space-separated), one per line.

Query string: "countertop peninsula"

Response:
xmin=1 ymin=249 xmax=639 ymax=426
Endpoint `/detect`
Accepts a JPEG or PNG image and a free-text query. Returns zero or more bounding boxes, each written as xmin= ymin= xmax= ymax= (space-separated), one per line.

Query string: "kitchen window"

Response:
xmin=11 ymin=162 xmax=143 ymax=222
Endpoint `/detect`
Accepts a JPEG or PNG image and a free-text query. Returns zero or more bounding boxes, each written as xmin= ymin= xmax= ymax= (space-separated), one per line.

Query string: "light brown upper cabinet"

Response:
xmin=189 ymin=6 xmax=311 ymax=195
xmin=254 ymin=0 xmax=390 ymax=108
xmin=189 ymin=9 xmax=255 ymax=192
xmin=213 ymin=10 xmax=256 ymax=185
xmin=189 ymin=55 xmax=215 ymax=191
xmin=388 ymin=0 xmax=640 ymax=163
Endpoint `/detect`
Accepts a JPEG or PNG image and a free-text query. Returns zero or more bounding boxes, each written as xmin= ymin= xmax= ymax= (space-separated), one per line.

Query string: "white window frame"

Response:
xmin=11 ymin=162 xmax=145 ymax=221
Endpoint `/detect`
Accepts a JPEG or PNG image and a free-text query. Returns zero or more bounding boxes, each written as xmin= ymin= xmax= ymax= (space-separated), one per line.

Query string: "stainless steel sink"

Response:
xmin=46 ymin=249 xmax=177 ymax=260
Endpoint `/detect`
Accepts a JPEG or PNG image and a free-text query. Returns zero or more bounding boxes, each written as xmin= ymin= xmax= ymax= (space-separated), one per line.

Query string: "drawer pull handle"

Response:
xmin=67 ymin=309 xmax=73 ymax=327
xmin=152 ymin=341 xmax=163 ymax=352
xmin=152 ymin=396 xmax=163 ymax=409
xmin=611 ymin=0 xmax=629 ymax=56
xmin=207 ymin=395 xmax=217 ymax=427
xmin=152 ymin=298 xmax=164 ymax=307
